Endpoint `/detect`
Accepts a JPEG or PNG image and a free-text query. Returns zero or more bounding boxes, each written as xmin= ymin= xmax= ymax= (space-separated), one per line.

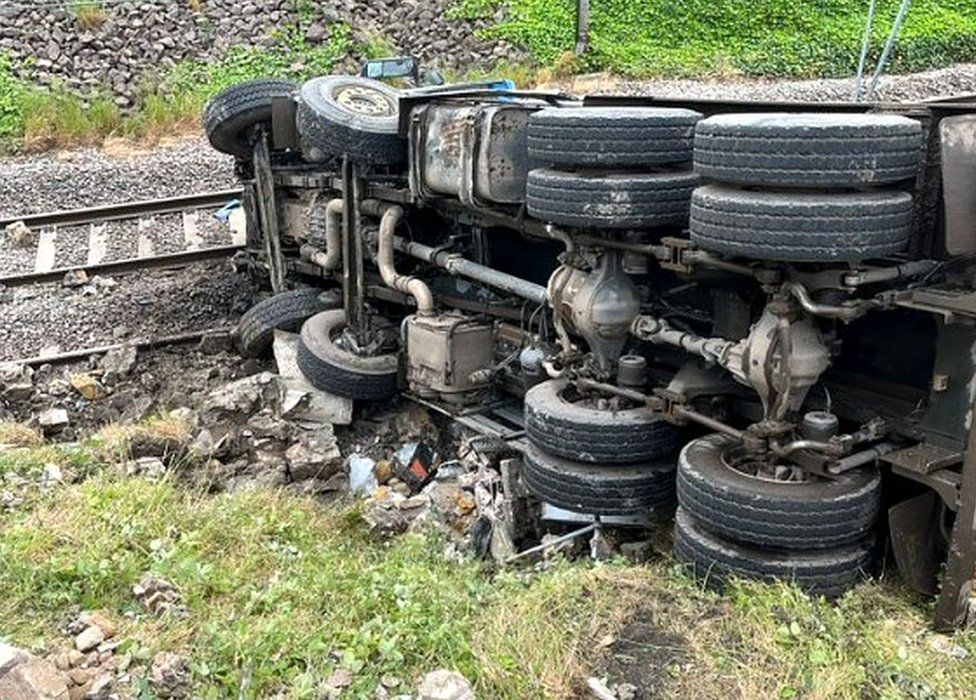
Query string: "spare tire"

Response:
xmin=522 ymin=444 xmax=675 ymax=516
xmin=526 ymin=167 xmax=698 ymax=229
xmin=297 ymin=310 xmax=398 ymax=401
xmin=297 ymin=75 xmax=406 ymax=165
xmin=689 ymin=183 xmax=912 ymax=262
xmin=203 ymin=78 xmax=297 ymax=159
xmin=528 ymin=106 xmax=701 ymax=167
xmin=524 ymin=379 xmax=681 ymax=464
xmin=674 ymin=508 xmax=873 ymax=599
xmin=694 ymin=112 xmax=923 ymax=188
xmin=676 ymin=434 xmax=881 ymax=550
xmin=237 ymin=288 xmax=341 ymax=359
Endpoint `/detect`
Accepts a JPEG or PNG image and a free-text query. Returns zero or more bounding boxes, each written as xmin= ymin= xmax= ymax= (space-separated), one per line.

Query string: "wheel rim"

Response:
xmin=720 ymin=443 xmax=814 ymax=485
xmin=558 ymin=382 xmax=640 ymax=413
xmin=332 ymin=85 xmax=396 ymax=117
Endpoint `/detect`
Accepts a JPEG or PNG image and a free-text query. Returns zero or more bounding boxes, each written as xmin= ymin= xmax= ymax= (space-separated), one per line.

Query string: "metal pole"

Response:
xmin=574 ymin=0 xmax=590 ymax=56
xmin=853 ymin=0 xmax=877 ymax=102
xmin=504 ymin=523 xmax=598 ymax=563
xmin=867 ymin=0 xmax=913 ymax=100
xmin=341 ymin=157 xmax=367 ymax=340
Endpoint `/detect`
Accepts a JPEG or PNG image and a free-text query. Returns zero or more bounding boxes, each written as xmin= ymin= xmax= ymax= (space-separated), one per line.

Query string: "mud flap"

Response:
xmin=889 ymin=492 xmax=946 ymax=595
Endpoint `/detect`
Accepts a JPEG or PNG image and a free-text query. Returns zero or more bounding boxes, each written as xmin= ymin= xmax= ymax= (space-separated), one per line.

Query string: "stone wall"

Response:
xmin=0 ymin=0 xmax=521 ymax=107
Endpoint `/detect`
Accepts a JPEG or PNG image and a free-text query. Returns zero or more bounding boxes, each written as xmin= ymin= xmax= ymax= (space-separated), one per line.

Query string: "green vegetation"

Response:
xmin=1 ymin=432 xmax=975 ymax=698
xmin=0 ymin=21 xmax=349 ymax=152
xmin=455 ymin=0 xmax=976 ymax=78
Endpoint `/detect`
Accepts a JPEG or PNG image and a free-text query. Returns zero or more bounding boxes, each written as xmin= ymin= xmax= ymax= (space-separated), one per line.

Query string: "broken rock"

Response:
xmin=62 ymin=270 xmax=89 ymax=288
xmin=0 ymin=655 xmax=70 ymax=700
xmin=5 ymin=220 xmax=34 ymax=248
xmin=73 ymin=626 xmax=104 ymax=653
xmin=416 ymin=669 xmax=475 ymax=700
xmin=149 ymin=652 xmax=192 ymax=699
xmin=133 ymin=573 xmax=186 ymax=617
xmin=0 ymin=362 xmax=34 ymax=401
xmin=273 ymin=331 xmax=353 ymax=425
xmin=285 ymin=429 xmax=342 ymax=481
xmin=98 ymin=345 xmax=137 ymax=383
xmin=69 ymin=374 xmax=108 ymax=401
xmin=38 ymin=408 xmax=70 ymax=433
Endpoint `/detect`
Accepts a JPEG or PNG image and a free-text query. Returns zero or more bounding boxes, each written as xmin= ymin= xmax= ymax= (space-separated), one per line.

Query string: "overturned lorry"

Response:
xmin=203 ymin=66 xmax=976 ymax=629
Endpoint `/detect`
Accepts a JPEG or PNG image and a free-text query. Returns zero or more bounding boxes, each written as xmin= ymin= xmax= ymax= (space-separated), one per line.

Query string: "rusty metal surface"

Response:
xmin=940 ymin=114 xmax=976 ymax=256
xmin=412 ymin=103 xmax=533 ymax=205
xmin=934 ymin=393 xmax=976 ymax=629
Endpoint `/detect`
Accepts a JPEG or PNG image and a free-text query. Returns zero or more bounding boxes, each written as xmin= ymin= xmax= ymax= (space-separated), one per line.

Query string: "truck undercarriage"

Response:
xmin=204 ymin=71 xmax=976 ymax=630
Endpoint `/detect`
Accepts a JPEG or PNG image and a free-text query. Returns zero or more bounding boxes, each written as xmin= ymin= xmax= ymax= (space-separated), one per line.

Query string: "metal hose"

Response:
xmin=375 ymin=205 xmax=435 ymax=315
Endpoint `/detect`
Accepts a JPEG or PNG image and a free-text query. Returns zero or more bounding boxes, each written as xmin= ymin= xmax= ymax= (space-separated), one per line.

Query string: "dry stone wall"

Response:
xmin=0 ymin=0 xmax=521 ymax=106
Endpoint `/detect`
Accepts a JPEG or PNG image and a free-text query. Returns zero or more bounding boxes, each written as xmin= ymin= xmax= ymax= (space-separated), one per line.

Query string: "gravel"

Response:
xmin=0 ymin=137 xmax=236 ymax=218
xmin=0 ymin=262 xmax=255 ymax=361
xmin=591 ymin=63 xmax=976 ymax=103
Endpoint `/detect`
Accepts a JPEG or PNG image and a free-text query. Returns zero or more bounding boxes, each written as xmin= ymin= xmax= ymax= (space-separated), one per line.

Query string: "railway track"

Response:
xmin=1 ymin=189 xmax=248 ymax=288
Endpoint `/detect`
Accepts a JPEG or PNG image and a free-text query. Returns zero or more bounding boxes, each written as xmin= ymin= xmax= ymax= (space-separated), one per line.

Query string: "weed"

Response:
xmin=0 ymin=422 xmax=43 ymax=448
xmin=69 ymin=1 xmax=109 ymax=30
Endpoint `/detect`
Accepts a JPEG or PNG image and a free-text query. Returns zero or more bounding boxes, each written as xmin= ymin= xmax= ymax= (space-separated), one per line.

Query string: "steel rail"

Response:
xmin=0 ymin=244 xmax=245 ymax=288
xmin=10 ymin=326 xmax=236 ymax=368
xmin=0 ymin=188 xmax=244 ymax=229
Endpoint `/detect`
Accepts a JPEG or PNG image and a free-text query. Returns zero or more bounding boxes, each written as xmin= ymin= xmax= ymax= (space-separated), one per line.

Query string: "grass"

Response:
xmin=0 ymin=20 xmax=351 ymax=153
xmin=1 ymin=435 xmax=975 ymax=698
xmin=454 ymin=0 xmax=976 ymax=79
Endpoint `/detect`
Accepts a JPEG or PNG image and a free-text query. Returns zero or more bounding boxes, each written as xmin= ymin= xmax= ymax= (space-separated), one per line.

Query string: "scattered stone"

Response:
xmin=79 ymin=611 xmax=116 ymax=639
xmin=73 ymin=626 xmax=104 ymax=653
xmin=126 ymin=456 xmax=166 ymax=479
xmin=586 ymin=677 xmax=617 ymax=700
xmin=69 ymin=374 xmax=108 ymax=401
xmin=62 ymin=270 xmax=89 ymax=288
xmin=98 ymin=345 xmax=137 ymax=382
xmin=619 ymin=540 xmax=654 ymax=564
xmin=348 ymin=454 xmax=378 ymax=496
xmin=0 ymin=642 xmax=30 ymax=674
xmin=148 ymin=652 xmax=192 ymax=699
xmin=133 ymin=573 xmax=186 ymax=616
xmin=84 ymin=673 xmax=113 ymax=700
xmin=326 ymin=668 xmax=354 ymax=689
xmin=38 ymin=408 xmax=70 ymax=433
xmin=285 ymin=430 xmax=342 ymax=481
xmin=416 ymin=669 xmax=475 ymax=700
xmin=0 ymin=654 xmax=70 ymax=700
xmin=5 ymin=221 xmax=34 ymax=248
xmin=41 ymin=463 xmax=64 ymax=487
xmin=273 ymin=331 xmax=353 ymax=425
xmin=617 ymin=683 xmax=637 ymax=700
xmin=928 ymin=633 xmax=969 ymax=659
xmin=0 ymin=362 xmax=34 ymax=401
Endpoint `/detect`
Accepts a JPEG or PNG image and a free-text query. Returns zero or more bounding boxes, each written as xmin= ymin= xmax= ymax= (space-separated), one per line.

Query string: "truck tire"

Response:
xmin=674 ymin=508 xmax=873 ymax=599
xmin=297 ymin=76 xmax=406 ymax=165
xmin=204 ymin=78 xmax=297 ymax=159
xmin=527 ymin=168 xmax=698 ymax=229
xmin=528 ymin=106 xmax=701 ymax=167
xmin=524 ymin=379 xmax=681 ymax=464
xmin=676 ymin=434 xmax=881 ymax=550
xmin=689 ymin=184 xmax=912 ymax=262
xmin=297 ymin=310 xmax=398 ymax=400
xmin=237 ymin=288 xmax=341 ymax=358
xmin=522 ymin=444 xmax=675 ymax=516
xmin=694 ymin=112 xmax=923 ymax=188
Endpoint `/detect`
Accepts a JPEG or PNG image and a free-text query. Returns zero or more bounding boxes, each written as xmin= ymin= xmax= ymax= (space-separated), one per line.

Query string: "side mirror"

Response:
xmin=360 ymin=56 xmax=420 ymax=84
